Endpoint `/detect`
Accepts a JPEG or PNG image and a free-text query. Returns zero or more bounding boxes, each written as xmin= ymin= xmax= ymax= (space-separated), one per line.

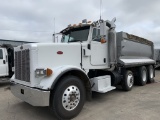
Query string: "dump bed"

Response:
xmin=116 ymin=32 xmax=155 ymax=67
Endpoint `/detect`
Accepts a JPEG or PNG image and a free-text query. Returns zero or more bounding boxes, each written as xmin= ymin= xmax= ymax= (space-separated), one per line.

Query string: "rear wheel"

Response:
xmin=50 ymin=76 xmax=86 ymax=120
xmin=137 ymin=66 xmax=147 ymax=86
xmin=122 ymin=70 xmax=134 ymax=91
xmin=147 ymin=65 xmax=154 ymax=83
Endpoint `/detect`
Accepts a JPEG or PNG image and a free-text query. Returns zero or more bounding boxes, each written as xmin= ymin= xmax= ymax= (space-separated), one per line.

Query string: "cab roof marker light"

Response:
xmin=68 ymin=24 xmax=72 ymax=27
xmin=73 ymin=24 xmax=77 ymax=27
xmin=79 ymin=23 xmax=82 ymax=26
xmin=82 ymin=19 xmax=87 ymax=23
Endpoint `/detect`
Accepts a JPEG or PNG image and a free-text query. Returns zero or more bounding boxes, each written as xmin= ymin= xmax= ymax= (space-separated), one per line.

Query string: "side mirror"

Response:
xmin=111 ymin=17 xmax=116 ymax=23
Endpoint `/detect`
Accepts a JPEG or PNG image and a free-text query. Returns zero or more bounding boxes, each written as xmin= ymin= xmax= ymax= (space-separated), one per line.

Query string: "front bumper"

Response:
xmin=10 ymin=82 xmax=50 ymax=106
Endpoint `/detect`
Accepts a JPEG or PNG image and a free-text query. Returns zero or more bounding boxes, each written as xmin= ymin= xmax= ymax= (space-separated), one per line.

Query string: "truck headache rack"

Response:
xmin=15 ymin=49 xmax=30 ymax=82
xmin=126 ymin=33 xmax=153 ymax=46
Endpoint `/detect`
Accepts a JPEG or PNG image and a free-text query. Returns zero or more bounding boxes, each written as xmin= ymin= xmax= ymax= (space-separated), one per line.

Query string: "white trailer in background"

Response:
xmin=154 ymin=49 xmax=160 ymax=68
xmin=10 ymin=18 xmax=155 ymax=120
xmin=0 ymin=40 xmax=35 ymax=79
xmin=0 ymin=44 xmax=14 ymax=78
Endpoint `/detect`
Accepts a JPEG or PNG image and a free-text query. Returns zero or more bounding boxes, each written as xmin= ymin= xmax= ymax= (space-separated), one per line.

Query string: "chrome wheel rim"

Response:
xmin=142 ymin=70 xmax=147 ymax=82
xmin=150 ymin=68 xmax=154 ymax=79
xmin=127 ymin=74 xmax=134 ymax=88
xmin=62 ymin=85 xmax=80 ymax=111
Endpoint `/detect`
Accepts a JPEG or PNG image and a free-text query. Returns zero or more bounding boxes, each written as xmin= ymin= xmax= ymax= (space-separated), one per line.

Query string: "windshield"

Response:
xmin=61 ymin=26 xmax=90 ymax=43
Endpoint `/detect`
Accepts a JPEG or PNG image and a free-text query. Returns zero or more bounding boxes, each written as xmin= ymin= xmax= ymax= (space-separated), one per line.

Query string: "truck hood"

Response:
xmin=12 ymin=42 xmax=82 ymax=87
xmin=34 ymin=43 xmax=82 ymax=68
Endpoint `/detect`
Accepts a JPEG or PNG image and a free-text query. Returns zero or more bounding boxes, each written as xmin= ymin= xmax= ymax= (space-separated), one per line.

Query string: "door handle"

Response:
xmin=3 ymin=60 xmax=6 ymax=64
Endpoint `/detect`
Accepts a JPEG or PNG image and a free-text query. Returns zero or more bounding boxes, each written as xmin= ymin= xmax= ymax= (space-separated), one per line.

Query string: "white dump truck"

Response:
xmin=10 ymin=18 xmax=155 ymax=120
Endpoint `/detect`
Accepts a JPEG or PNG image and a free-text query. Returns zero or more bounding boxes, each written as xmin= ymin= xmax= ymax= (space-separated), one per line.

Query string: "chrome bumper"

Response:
xmin=10 ymin=82 xmax=50 ymax=106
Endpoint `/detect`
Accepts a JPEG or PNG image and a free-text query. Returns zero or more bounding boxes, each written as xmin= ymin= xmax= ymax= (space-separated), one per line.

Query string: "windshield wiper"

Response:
xmin=68 ymin=40 xmax=82 ymax=43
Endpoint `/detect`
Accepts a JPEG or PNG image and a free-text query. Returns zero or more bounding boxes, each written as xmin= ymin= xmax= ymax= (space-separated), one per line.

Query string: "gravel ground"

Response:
xmin=0 ymin=70 xmax=160 ymax=120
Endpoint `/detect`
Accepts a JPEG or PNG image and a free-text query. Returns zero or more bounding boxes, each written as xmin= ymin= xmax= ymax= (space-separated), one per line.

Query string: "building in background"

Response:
xmin=0 ymin=39 xmax=35 ymax=47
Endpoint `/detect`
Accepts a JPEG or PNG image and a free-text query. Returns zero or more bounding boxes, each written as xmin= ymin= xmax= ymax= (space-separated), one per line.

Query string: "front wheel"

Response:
xmin=50 ymin=76 xmax=86 ymax=120
xmin=122 ymin=70 xmax=134 ymax=91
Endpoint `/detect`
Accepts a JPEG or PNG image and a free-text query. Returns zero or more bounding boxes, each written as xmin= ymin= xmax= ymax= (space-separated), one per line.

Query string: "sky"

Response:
xmin=0 ymin=0 xmax=160 ymax=48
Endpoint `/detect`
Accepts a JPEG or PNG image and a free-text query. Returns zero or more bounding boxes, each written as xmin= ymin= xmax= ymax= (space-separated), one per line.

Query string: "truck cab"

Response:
xmin=60 ymin=18 xmax=117 ymax=69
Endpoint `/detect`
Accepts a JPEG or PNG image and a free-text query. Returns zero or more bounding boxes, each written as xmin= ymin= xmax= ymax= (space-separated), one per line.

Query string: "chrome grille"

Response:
xmin=15 ymin=49 xmax=30 ymax=82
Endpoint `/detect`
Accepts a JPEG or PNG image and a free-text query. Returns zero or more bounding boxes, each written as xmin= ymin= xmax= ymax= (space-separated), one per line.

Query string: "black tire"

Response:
xmin=50 ymin=76 xmax=86 ymax=120
xmin=137 ymin=66 xmax=147 ymax=86
xmin=147 ymin=65 xmax=155 ymax=83
xmin=122 ymin=70 xmax=134 ymax=91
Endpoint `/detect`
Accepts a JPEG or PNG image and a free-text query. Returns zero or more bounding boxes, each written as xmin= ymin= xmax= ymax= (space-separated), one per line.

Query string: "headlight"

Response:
xmin=35 ymin=68 xmax=53 ymax=77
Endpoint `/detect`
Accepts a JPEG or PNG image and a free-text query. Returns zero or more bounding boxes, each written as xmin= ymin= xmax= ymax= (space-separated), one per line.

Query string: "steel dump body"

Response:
xmin=116 ymin=32 xmax=154 ymax=66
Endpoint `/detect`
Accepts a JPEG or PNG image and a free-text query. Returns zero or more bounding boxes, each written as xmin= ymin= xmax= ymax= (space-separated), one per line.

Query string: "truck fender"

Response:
xmin=39 ymin=65 xmax=92 ymax=100
xmin=51 ymin=66 xmax=92 ymax=101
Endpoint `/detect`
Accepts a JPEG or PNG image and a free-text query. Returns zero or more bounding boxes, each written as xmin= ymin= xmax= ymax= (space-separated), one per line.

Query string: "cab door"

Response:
xmin=90 ymin=28 xmax=109 ymax=66
xmin=0 ymin=48 xmax=8 ymax=76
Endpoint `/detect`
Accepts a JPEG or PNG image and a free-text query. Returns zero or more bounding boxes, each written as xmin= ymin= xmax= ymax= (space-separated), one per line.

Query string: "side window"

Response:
xmin=0 ymin=49 xmax=3 ymax=59
xmin=61 ymin=34 xmax=69 ymax=43
xmin=92 ymin=28 xmax=100 ymax=41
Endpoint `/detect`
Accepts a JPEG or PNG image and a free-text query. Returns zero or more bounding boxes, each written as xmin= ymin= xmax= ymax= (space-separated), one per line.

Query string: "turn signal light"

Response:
xmin=46 ymin=68 xmax=53 ymax=76
xmin=73 ymin=24 xmax=77 ymax=27
xmin=101 ymin=38 xmax=107 ymax=43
